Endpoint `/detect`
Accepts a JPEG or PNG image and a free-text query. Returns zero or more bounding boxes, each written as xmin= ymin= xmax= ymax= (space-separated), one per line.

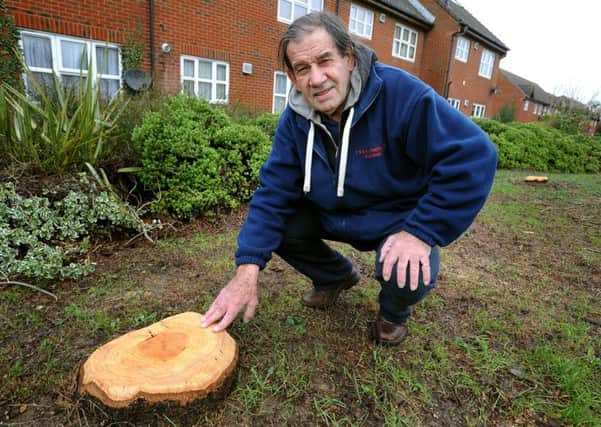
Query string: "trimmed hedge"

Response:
xmin=473 ymin=119 xmax=601 ymax=173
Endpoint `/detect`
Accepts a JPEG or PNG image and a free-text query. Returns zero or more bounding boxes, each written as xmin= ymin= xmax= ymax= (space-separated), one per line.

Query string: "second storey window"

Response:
xmin=472 ymin=103 xmax=486 ymax=118
xmin=478 ymin=49 xmax=494 ymax=79
xmin=349 ymin=4 xmax=374 ymax=39
xmin=523 ymin=100 xmax=529 ymax=111
xmin=448 ymin=98 xmax=461 ymax=110
xmin=455 ymin=36 xmax=470 ymax=62
xmin=273 ymin=72 xmax=292 ymax=114
xmin=20 ymin=31 xmax=121 ymax=99
xmin=278 ymin=0 xmax=323 ymax=24
xmin=181 ymin=56 xmax=229 ymax=103
xmin=392 ymin=24 xmax=417 ymax=62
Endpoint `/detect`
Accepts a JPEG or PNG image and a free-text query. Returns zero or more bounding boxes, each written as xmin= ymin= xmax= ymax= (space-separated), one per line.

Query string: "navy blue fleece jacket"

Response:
xmin=235 ymin=46 xmax=498 ymax=269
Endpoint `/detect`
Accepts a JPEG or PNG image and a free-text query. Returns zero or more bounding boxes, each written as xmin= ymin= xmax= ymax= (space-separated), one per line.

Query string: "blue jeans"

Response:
xmin=274 ymin=204 xmax=439 ymax=324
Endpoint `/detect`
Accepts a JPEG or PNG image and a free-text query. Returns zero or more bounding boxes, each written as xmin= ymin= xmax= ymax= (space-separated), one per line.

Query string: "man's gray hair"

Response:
xmin=278 ymin=11 xmax=355 ymax=72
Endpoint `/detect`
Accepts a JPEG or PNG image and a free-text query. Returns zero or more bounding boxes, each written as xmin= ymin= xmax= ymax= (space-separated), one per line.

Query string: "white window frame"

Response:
xmin=472 ymin=103 xmax=486 ymax=118
xmin=19 ymin=30 xmax=121 ymax=99
xmin=180 ymin=55 xmax=229 ymax=104
xmin=523 ymin=100 xmax=529 ymax=111
xmin=448 ymin=98 xmax=461 ymax=110
xmin=273 ymin=72 xmax=292 ymax=114
xmin=349 ymin=4 xmax=374 ymax=39
xmin=277 ymin=0 xmax=323 ymax=24
xmin=392 ymin=24 xmax=418 ymax=62
xmin=455 ymin=36 xmax=470 ymax=62
xmin=478 ymin=49 xmax=494 ymax=79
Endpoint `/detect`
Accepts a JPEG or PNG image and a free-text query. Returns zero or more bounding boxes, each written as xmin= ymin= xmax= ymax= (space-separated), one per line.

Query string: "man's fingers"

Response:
xmin=213 ymin=309 xmax=238 ymax=332
xmin=243 ymin=297 xmax=258 ymax=323
xmin=421 ymin=259 xmax=431 ymax=285
xmin=409 ymin=258 xmax=420 ymax=290
xmin=201 ymin=303 xmax=223 ymax=327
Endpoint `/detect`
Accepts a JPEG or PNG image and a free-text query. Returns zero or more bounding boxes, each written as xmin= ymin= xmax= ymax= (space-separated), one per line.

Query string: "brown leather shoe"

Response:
xmin=371 ymin=314 xmax=408 ymax=345
xmin=302 ymin=270 xmax=360 ymax=308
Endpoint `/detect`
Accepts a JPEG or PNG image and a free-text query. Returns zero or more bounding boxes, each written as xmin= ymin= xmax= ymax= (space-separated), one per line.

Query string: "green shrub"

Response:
xmin=0 ymin=63 xmax=127 ymax=174
xmin=248 ymin=112 xmax=281 ymax=140
xmin=0 ymin=174 xmax=147 ymax=284
xmin=494 ymin=103 xmax=515 ymax=123
xmin=473 ymin=119 xmax=601 ymax=173
xmin=132 ymin=95 xmax=272 ymax=219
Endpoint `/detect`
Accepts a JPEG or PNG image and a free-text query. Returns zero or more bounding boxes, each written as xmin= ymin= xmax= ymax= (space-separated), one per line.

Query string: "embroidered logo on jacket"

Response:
xmin=355 ymin=144 xmax=385 ymax=159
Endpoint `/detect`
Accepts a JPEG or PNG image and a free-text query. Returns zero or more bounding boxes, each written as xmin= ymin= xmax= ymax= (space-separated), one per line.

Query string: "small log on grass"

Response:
xmin=525 ymin=175 xmax=549 ymax=183
xmin=78 ymin=312 xmax=238 ymax=409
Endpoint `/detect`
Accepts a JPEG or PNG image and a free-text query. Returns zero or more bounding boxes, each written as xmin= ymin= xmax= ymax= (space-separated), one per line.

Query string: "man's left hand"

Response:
xmin=379 ymin=231 xmax=431 ymax=290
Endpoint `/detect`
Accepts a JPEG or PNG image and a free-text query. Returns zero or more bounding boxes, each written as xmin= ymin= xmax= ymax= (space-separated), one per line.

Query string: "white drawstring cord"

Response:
xmin=337 ymin=107 xmax=355 ymax=197
xmin=303 ymin=121 xmax=315 ymax=193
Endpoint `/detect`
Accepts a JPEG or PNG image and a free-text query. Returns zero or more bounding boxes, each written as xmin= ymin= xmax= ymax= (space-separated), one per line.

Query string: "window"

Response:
xmin=349 ymin=4 xmax=374 ymax=39
xmin=478 ymin=49 xmax=494 ymax=79
xmin=448 ymin=98 xmax=461 ymax=110
xmin=392 ymin=24 xmax=417 ymax=62
xmin=534 ymin=103 xmax=543 ymax=115
xmin=20 ymin=30 xmax=121 ymax=99
xmin=181 ymin=56 xmax=229 ymax=104
xmin=273 ymin=72 xmax=292 ymax=114
xmin=455 ymin=36 xmax=470 ymax=62
xmin=472 ymin=103 xmax=486 ymax=118
xmin=523 ymin=100 xmax=529 ymax=111
xmin=278 ymin=0 xmax=323 ymax=24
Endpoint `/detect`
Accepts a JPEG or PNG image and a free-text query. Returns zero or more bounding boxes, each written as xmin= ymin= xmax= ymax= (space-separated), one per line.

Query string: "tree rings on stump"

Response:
xmin=78 ymin=312 xmax=238 ymax=408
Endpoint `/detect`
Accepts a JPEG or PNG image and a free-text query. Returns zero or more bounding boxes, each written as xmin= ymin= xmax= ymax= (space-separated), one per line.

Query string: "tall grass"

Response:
xmin=0 ymin=62 xmax=127 ymax=174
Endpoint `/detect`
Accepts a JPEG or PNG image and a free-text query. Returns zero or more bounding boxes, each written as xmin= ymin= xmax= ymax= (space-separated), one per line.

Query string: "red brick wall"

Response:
xmin=446 ymin=38 xmax=502 ymax=118
xmin=7 ymin=0 xmax=152 ymax=71
xmin=337 ymin=1 xmax=424 ymax=77
xmin=416 ymin=0 xmax=458 ymax=94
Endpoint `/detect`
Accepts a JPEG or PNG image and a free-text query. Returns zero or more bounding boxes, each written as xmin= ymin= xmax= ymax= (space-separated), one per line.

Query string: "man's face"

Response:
xmin=286 ymin=28 xmax=354 ymax=121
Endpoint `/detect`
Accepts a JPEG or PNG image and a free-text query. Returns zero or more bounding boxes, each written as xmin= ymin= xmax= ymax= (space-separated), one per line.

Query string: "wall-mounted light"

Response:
xmin=161 ymin=43 xmax=171 ymax=54
xmin=379 ymin=13 xmax=386 ymax=23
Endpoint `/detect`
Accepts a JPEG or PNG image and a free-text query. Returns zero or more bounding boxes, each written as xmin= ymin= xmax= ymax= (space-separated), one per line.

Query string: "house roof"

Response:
xmin=441 ymin=0 xmax=509 ymax=54
xmin=501 ymin=69 xmax=556 ymax=106
xmin=366 ymin=0 xmax=435 ymax=29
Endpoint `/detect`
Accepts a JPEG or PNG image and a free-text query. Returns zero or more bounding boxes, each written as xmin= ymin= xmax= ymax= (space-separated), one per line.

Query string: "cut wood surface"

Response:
xmin=524 ymin=175 xmax=549 ymax=183
xmin=79 ymin=312 xmax=238 ymax=408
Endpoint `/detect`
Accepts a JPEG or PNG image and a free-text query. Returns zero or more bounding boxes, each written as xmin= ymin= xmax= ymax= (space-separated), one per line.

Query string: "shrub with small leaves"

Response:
xmin=132 ymin=95 xmax=272 ymax=218
xmin=0 ymin=174 xmax=147 ymax=284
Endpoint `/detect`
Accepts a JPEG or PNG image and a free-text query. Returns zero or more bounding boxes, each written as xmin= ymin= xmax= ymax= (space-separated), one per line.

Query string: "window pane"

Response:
xmin=275 ymin=74 xmax=287 ymax=94
xmin=198 ymin=82 xmax=211 ymax=100
xmin=410 ymin=32 xmax=417 ymax=45
xmin=198 ymin=61 xmax=211 ymax=79
xmin=274 ymin=96 xmax=286 ymax=114
xmin=310 ymin=0 xmax=322 ymax=11
xmin=279 ymin=0 xmax=292 ymax=20
xmin=216 ymin=64 xmax=226 ymax=81
xmin=183 ymin=59 xmax=195 ymax=77
xmin=293 ymin=4 xmax=307 ymax=20
xmin=22 ymin=34 xmax=52 ymax=68
xmin=61 ymin=40 xmax=88 ymax=70
xmin=395 ymin=27 xmax=401 ymax=39
xmin=216 ymin=84 xmax=226 ymax=100
xmin=182 ymin=80 xmax=195 ymax=95
xmin=96 ymin=46 xmax=119 ymax=75
xmin=400 ymin=45 xmax=408 ymax=57
xmin=402 ymin=29 xmax=409 ymax=42
xmin=99 ymin=79 xmax=119 ymax=99
xmin=61 ymin=74 xmax=87 ymax=93
xmin=25 ymin=72 xmax=54 ymax=97
xmin=350 ymin=7 xmax=357 ymax=19
xmin=409 ymin=47 xmax=415 ymax=58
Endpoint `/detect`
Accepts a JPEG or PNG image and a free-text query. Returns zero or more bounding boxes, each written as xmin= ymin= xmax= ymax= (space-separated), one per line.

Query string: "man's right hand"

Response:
xmin=201 ymin=264 xmax=260 ymax=332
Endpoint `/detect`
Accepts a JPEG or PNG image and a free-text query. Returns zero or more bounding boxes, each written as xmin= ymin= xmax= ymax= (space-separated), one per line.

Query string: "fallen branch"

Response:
xmin=0 ymin=279 xmax=58 ymax=301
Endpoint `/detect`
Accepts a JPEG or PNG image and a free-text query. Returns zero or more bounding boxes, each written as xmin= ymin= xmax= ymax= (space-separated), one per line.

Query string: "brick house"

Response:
xmin=494 ymin=69 xmax=556 ymax=122
xmin=5 ymin=0 xmax=508 ymax=117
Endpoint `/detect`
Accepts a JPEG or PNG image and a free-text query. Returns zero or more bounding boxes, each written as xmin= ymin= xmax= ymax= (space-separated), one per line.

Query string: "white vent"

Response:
xmin=379 ymin=13 xmax=386 ymax=23
xmin=464 ymin=99 xmax=469 ymax=106
xmin=242 ymin=63 xmax=253 ymax=75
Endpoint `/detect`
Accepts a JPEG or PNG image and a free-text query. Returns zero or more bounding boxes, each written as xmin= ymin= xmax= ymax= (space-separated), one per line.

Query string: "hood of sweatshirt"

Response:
xmin=287 ymin=42 xmax=378 ymax=197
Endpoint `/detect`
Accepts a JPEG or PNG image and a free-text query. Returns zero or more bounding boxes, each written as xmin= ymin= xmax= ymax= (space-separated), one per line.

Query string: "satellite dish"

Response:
xmin=124 ymin=69 xmax=152 ymax=91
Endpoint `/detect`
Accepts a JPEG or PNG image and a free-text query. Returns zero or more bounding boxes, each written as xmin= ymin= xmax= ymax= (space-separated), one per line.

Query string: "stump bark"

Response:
xmin=78 ymin=312 xmax=238 ymax=408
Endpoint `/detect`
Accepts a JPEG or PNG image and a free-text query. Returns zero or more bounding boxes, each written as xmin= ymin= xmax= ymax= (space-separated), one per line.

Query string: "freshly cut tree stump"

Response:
xmin=79 ymin=312 xmax=238 ymax=408
xmin=525 ymin=175 xmax=549 ymax=183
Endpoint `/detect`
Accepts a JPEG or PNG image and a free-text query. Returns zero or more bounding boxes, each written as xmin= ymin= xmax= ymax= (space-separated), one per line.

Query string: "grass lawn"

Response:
xmin=1 ymin=170 xmax=600 ymax=426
